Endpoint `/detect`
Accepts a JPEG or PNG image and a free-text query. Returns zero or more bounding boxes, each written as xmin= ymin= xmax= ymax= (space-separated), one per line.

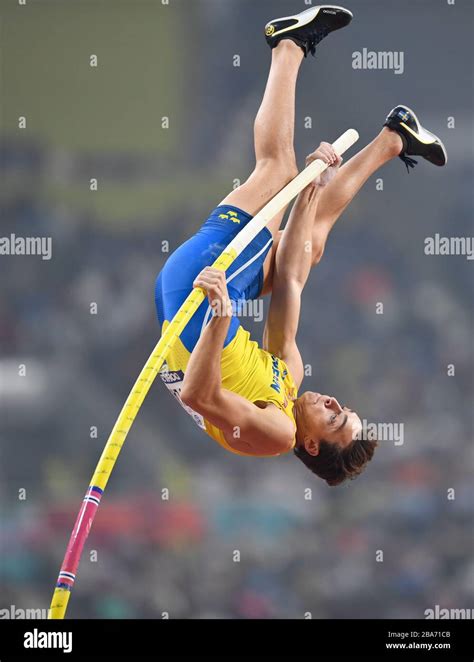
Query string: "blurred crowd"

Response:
xmin=1 ymin=0 xmax=473 ymax=619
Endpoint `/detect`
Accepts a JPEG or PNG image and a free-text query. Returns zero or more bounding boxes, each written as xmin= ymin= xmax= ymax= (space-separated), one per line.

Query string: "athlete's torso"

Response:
xmin=159 ymin=322 xmax=298 ymax=457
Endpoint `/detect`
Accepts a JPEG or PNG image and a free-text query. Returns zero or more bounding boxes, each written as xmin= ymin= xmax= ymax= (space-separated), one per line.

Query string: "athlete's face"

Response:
xmin=298 ymin=392 xmax=363 ymax=454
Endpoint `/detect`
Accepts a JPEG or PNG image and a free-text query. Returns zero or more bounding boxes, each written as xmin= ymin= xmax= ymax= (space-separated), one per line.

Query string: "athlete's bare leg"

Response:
xmin=260 ymin=128 xmax=403 ymax=294
xmin=310 ymin=128 xmax=403 ymax=257
xmin=220 ymin=40 xmax=303 ymax=238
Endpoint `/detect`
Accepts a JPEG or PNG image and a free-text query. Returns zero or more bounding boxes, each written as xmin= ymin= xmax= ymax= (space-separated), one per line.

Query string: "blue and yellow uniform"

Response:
xmin=155 ymin=204 xmax=298 ymax=456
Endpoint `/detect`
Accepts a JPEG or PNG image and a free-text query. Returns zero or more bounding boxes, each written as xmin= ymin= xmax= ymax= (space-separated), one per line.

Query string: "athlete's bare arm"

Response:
xmin=181 ymin=268 xmax=295 ymax=456
xmin=264 ymin=143 xmax=342 ymax=388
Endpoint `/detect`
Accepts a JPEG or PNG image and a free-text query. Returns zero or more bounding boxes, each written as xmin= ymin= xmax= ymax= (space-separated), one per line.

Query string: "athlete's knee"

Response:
xmin=312 ymin=241 xmax=325 ymax=266
xmin=256 ymin=156 xmax=298 ymax=186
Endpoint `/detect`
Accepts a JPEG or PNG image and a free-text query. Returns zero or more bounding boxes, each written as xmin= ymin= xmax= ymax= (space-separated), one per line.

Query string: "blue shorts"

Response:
xmin=155 ymin=204 xmax=273 ymax=351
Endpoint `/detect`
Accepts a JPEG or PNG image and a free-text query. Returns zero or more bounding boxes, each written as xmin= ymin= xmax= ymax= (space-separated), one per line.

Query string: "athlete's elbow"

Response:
xmin=180 ymin=386 xmax=201 ymax=409
xmin=181 ymin=385 xmax=215 ymax=412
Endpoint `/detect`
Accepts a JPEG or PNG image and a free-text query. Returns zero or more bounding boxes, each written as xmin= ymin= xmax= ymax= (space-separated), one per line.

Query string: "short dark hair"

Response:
xmin=294 ymin=436 xmax=378 ymax=486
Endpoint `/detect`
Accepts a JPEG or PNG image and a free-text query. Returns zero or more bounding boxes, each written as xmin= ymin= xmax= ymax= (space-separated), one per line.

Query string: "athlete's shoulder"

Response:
xmin=269 ymin=341 xmax=304 ymax=391
xmin=221 ymin=399 xmax=295 ymax=457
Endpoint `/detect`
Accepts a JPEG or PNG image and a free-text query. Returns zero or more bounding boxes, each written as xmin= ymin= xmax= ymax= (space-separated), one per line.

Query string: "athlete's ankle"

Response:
xmin=377 ymin=127 xmax=404 ymax=158
xmin=272 ymin=38 xmax=305 ymax=59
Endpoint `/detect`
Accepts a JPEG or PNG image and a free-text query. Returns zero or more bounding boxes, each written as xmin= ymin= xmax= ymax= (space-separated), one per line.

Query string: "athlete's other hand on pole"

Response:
xmin=193 ymin=267 xmax=234 ymax=318
xmin=306 ymin=142 xmax=343 ymax=188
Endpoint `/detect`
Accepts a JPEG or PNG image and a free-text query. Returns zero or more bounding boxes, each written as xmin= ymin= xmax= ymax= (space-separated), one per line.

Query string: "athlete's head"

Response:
xmin=293 ymin=392 xmax=377 ymax=486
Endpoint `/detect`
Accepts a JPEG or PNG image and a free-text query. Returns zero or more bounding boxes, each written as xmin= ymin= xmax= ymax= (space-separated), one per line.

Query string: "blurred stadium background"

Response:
xmin=1 ymin=0 xmax=473 ymax=619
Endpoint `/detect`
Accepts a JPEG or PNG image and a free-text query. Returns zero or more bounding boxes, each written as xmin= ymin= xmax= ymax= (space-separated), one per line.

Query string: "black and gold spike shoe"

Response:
xmin=265 ymin=5 xmax=353 ymax=58
xmin=384 ymin=105 xmax=448 ymax=172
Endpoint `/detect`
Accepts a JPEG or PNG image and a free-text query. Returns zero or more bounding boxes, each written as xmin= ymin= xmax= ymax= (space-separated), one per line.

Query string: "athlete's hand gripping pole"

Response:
xmin=48 ymin=129 xmax=359 ymax=619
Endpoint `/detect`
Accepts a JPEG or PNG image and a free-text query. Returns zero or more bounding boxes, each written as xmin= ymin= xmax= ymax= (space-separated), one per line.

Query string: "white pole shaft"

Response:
xmin=227 ymin=128 xmax=359 ymax=257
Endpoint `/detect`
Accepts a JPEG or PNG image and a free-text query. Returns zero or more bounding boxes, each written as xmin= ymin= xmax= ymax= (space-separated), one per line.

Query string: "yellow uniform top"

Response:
xmin=159 ymin=322 xmax=298 ymax=457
